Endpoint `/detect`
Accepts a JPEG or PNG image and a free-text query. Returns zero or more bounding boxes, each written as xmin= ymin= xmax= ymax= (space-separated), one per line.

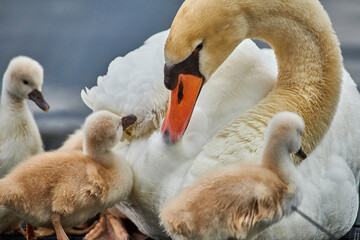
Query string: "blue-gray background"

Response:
xmin=0 ymin=0 xmax=359 ymax=150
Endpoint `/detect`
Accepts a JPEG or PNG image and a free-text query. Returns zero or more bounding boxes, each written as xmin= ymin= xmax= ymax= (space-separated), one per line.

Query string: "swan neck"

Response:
xmin=83 ymin=143 xmax=114 ymax=167
xmin=244 ymin=0 xmax=342 ymax=85
xmin=1 ymin=83 xmax=26 ymax=114
xmin=241 ymin=0 xmax=342 ymax=155
xmin=261 ymin=142 xmax=293 ymax=183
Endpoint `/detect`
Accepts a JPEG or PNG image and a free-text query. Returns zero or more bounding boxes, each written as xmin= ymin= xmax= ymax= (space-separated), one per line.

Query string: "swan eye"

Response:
xmin=23 ymin=80 xmax=29 ymax=85
xmin=195 ymin=43 xmax=203 ymax=51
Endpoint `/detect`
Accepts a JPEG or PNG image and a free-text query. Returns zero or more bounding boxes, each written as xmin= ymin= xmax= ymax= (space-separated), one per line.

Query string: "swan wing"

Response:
xmin=81 ymin=30 xmax=170 ymax=135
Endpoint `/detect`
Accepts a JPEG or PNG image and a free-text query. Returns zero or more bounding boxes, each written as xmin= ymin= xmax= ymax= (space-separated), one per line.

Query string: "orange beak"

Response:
xmin=161 ymin=74 xmax=204 ymax=144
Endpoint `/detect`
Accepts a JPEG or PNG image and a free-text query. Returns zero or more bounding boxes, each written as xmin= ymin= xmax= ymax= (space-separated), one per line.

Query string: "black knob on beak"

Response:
xmin=295 ymin=147 xmax=307 ymax=160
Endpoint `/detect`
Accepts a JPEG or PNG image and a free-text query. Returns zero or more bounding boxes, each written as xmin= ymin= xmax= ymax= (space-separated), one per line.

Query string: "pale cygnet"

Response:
xmin=0 ymin=56 xmax=49 ymax=234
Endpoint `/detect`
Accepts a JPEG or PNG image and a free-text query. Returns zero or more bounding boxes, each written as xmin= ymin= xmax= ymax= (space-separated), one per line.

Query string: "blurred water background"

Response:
xmin=0 ymin=0 xmax=359 ymax=150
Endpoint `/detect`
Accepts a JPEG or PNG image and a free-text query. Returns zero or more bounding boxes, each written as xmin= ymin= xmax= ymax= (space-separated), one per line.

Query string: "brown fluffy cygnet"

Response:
xmin=0 ymin=110 xmax=136 ymax=240
xmin=160 ymin=112 xmax=305 ymax=240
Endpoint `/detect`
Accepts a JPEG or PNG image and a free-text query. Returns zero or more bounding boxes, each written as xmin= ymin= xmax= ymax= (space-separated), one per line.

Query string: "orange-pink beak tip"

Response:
xmin=161 ymin=74 xmax=204 ymax=144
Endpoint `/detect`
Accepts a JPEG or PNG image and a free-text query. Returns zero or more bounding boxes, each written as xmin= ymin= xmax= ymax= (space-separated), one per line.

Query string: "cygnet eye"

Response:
xmin=297 ymin=129 xmax=303 ymax=136
xmin=23 ymin=80 xmax=29 ymax=85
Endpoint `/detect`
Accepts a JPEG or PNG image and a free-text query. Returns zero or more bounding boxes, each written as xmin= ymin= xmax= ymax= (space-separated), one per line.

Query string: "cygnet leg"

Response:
xmin=26 ymin=222 xmax=36 ymax=240
xmin=51 ymin=213 xmax=69 ymax=240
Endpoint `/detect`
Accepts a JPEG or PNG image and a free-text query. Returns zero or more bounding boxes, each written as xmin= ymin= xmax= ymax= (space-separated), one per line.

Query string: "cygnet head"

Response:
xmin=84 ymin=110 xmax=137 ymax=154
xmin=2 ymin=56 xmax=49 ymax=112
xmin=265 ymin=112 xmax=306 ymax=160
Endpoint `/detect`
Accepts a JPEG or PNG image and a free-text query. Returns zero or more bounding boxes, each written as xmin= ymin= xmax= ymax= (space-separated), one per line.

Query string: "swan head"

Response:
xmin=84 ymin=110 xmax=137 ymax=152
xmin=84 ymin=110 xmax=136 ymax=153
xmin=161 ymin=0 xmax=248 ymax=143
xmin=3 ymin=56 xmax=50 ymax=112
xmin=265 ymin=112 xmax=307 ymax=161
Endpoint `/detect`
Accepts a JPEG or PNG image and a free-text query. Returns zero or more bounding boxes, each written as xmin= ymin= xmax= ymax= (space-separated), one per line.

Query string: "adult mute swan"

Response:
xmin=159 ymin=0 xmax=356 ymax=238
xmin=82 ymin=28 xmax=360 ymax=239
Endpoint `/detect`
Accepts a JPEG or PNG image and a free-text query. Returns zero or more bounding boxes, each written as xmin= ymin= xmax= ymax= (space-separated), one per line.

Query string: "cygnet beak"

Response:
xmin=295 ymin=147 xmax=307 ymax=160
xmin=28 ymin=89 xmax=50 ymax=112
xmin=121 ymin=114 xmax=137 ymax=130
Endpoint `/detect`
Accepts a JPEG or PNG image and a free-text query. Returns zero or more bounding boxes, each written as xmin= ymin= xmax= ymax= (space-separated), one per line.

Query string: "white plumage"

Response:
xmin=256 ymin=69 xmax=360 ymax=240
xmin=81 ymin=30 xmax=360 ymax=239
xmin=82 ymin=31 xmax=169 ymax=138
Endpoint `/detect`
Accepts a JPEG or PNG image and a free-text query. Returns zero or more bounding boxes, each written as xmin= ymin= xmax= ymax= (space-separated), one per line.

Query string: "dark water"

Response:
xmin=0 ymin=1 xmax=359 ymax=148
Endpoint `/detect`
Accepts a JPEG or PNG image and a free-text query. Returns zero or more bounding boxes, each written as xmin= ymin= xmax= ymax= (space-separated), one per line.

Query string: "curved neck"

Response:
xmin=244 ymin=0 xmax=342 ymax=87
xmin=213 ymin=0 xmax=342 ymax=160
xmin=261 ymin=139 xmax=292 ymax=182
xmin=83 ymin=141 xmax=115 ymax=167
